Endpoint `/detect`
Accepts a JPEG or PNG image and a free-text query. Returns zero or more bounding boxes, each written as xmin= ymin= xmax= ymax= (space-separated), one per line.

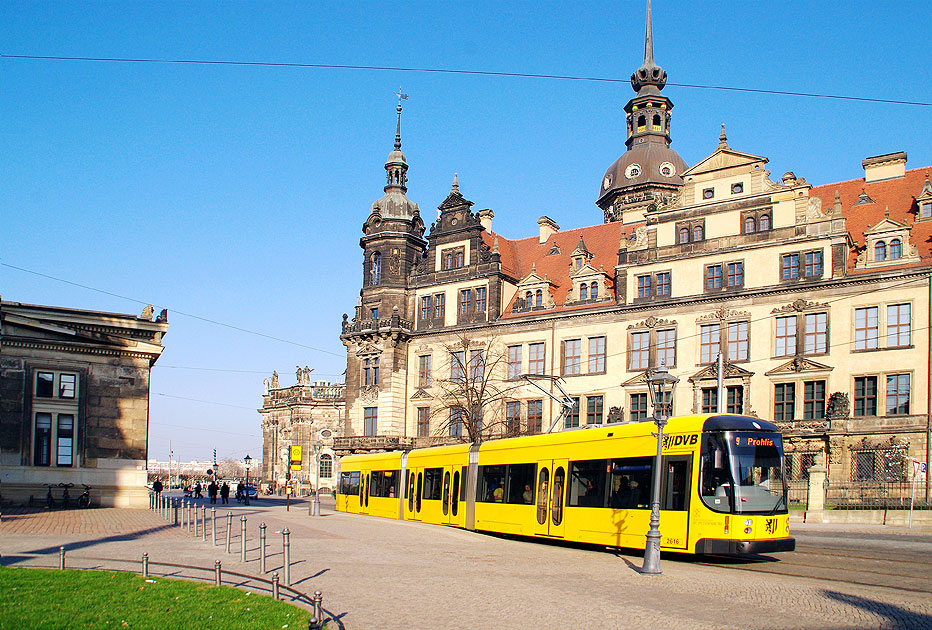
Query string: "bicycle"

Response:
xmin=60 ymin=483 xmax=74 ymax=508
xmin=44 ymin=484 xmax=56 ymax=509
xmin=77 ymin=484 xmax=92 ymax=509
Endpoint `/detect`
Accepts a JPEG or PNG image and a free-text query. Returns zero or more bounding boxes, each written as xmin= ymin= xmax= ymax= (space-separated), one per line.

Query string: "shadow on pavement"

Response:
xmin=23 ymin=524 xmax=179 ymax=555
xmin=823 ymin=590 xmax=932 ymax=627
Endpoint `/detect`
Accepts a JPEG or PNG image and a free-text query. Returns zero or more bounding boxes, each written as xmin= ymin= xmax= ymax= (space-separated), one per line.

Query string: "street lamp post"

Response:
xmin=312 ymin=440 xmax=323 ymax=516
xmin=641 ymin=366 xmax=679 ymax=575
xmin=244 ymin=455 xmax=252 ymax=506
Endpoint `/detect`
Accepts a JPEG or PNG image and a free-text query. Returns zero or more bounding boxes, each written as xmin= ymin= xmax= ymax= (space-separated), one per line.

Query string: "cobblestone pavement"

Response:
xmin=2 ymin=497 xmax=931 ymax=629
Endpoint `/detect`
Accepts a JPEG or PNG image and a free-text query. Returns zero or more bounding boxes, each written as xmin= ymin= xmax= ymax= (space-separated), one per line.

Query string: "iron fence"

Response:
xmin=786 ymin=480 xmax=808 ymax=508
xmin=825 ymin=480 xmax=931 ymax=510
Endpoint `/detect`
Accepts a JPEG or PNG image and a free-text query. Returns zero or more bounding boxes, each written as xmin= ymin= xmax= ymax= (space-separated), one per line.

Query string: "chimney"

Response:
xmin=477 ymin=208 xmax=494 ymax=231
xmin=538 ymin=216 xmax=560 ymax=244
xmin=862 ymin=152 xmax=906 ymax=183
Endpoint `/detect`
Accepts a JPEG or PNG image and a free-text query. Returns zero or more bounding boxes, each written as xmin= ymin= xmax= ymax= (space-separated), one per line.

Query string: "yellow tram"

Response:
xmin=337 ymin=414 xmax=795 ymax=555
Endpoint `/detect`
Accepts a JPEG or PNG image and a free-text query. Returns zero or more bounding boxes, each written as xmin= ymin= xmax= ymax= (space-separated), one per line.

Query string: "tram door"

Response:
xmin=405 ymin=467 xmax=423 ymax=522
xmin=533 ymin=458 xmax=568 ymax=538
xmin=358 ymin=471 xmax=371 ymax=515
xmin=659 ymin=455 xmax=691 ymax=550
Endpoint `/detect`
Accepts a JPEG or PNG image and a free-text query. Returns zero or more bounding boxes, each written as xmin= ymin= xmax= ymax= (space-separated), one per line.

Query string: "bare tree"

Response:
xmin=429 ymin=331 xmax=527 ymax=443
xmin=216 ymin=457 xmax=241 ymax=480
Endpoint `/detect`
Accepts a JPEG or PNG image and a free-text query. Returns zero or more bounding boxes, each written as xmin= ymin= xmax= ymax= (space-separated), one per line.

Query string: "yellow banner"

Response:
xmin=290 ymin=445 xmax=302 ymax=470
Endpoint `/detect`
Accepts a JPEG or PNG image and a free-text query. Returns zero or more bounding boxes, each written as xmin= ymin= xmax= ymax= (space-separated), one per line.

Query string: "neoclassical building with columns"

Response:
xmin=336 ymin=7 xmax=932 ymax=491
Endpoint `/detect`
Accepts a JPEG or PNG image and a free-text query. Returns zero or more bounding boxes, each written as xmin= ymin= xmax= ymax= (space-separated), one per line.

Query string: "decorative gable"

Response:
xmin=513 ymin=265 xmax=556 ymax=312
xmin=856 ymin=212 xmax=919 ymax=268
xmin=915 ymin=174 xmax=932 ymax=222
xmin=765 ymin=357 xmax=833 ymax=376
xmin=566 ymin=261 xmax=611 ymax=305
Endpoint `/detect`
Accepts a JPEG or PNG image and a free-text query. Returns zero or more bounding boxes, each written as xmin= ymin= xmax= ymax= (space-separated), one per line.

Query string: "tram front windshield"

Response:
xmin=700 ymin=431 xmax=787 ymax=514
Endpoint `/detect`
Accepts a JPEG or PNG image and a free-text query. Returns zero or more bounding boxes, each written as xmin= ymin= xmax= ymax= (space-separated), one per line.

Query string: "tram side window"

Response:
xmin=340 ymin=471 xmax=360 ymax=496
xmin=608 ymin=457 xmax=652 ymax=509
xmin=370 ymin=470 xmax=400 ymax=498
xmin=461 ymin=466 xmax=468 ymax=501
xmin=662 ymin=459 xmax=689 ymax=511
xmin=477 ymin=465 xmax=506 ymax=502
xmin=422 ymin=467 xmax=443 ymax=500
xmin=700 ymin=433 xmax=732 ymax=513
xmin=506 ymin=463 xmax=537 ymax=504
xmin=568 ymin=459 xmax=608 ymax=507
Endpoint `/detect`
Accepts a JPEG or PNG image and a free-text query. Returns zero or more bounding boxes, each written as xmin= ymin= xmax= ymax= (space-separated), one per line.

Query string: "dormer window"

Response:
xmin=580 ymin=284 xmax=588 ymax=300
xmin=535 ymin=290 xmax=543 ymax=307
xmin=890 ymin=239 xmax=902 ymax=260
xmin=575 ymin=258 xmax=583 ymax=270
xmin=875 ymin=241 xmax=886 ymax=262
xmin=590 ymin=282 xmax=599 ymax=299
xmin=525 ymin=291 xmax=532 ymax=303
xmin=923 ymin=202 xmax=932 ymax=219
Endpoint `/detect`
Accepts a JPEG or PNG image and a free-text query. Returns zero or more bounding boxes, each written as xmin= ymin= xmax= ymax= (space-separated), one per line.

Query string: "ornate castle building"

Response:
xmin=337 ymin=5 xmax=932 ymax=491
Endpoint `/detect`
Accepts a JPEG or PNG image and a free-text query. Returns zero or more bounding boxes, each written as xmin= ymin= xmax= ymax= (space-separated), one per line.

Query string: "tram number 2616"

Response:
xmin=663 ymin=537 xmax=681 ymax=546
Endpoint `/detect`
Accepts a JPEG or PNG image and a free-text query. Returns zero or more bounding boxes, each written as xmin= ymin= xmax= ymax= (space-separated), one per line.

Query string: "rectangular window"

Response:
xmin=923 ymin=202 xmax=932 ymax=219
xmin=886 ymin=374 xmax=910 ymax=415
xmin=630 ymin=331 xmax=649 ymax=370
xmin=586 ymin=396 xmax=604 ymax=424
xmin=417 ymin=407 xmax=430 ymax=437
xmin=782 ymin=254 xmax=800 ymax=280
xmin=34 ymin=412 xmax=52 ymax=466
xmin=477 ymin=465 xmax=506 ymax=503
xmin=527 ymin=400 xmax=542 ymax=434
xmin=855 ymin=307 xmax=879 ymax=350
xmin=528 ymin=343 xmax=545 ymax=375
xmin=656 ymin=272 xmax=671 ymax=297
xmin=459 ymin=289 xmax=472 ymax=314
xmin=420 ymin=295 xmax=432 ymax=320
xmin=630 ymin=393 xmax=648 ymax=422
xmin=565 ymin=397 xmax=580 ymax=428
xmin=637 ymin=275 xmax=652 ymax=298
xmin=887 ymin=304 xmax=911 ymax=347
xmin=700 ymin=324 xmax=720 ymax=364
xmin=727 ymin=262 xmax=744 ymax=287
xmin=57 ymin=414 xmax=74 ymax=467
xmin=475 ymin=287 xmax=487 ymax=313
xmin=36 ymin=372 xmax=54 ymax=398
xmin=507 ymin=345 xmax=522 ymax=380
xmin=470 ymin=349 xmax=485 ymax=383
xmin=588 ymin=336 xmax=606 ymax=373
xmin=370 ymin=307 xmax=379 ymax=320
xmin=805 ymin=251 xmax=823 ymax=277
xmin=363 ymin=357 xmax=380 ymax=386
xmin=451 ymin=351 xmax=465 ymax=383
xmin=701 ymin=388 xmax=717 ymax=414
xmin=726 ymin=386 xmax=743 ymax=414
xmin=706 ymin=264 xmax=723 ymax=289
xmin=803 ymin=380 xmax=826 ymax=420
xmin=59 ymin=374 xmax=76 ymax=399
xmin=363 ymin=407 xmax=378 ymax=436
xmin=727 ymin=321 xmax=749 ymax=361
xmin=774 ymin=383 xmax=795 ymax=421
xmin=563 ymin=339 xmax=581 ymax=375
xmin=434 ymin=293 xmax=445 ymax=319
xmin=505 ymin=401 xmax=521 ymax=434
xmin=804 ymin=312 xmax=827 ymax=354
xmin=775 ymin=316 xmax=797 ymax=357
xmin=449 ymin=407 xmax=463 ymax=437
xmin=569 ymin=459 xmax=609 ymax=508
xmin=854 ymin=376 xmax=878 ymax=416
xmin=505 ymin=463 xmax=537 ymax=505
xmin=656 ymin=329 xmax=675 ymax=368
xmin=416 ymin=355 xmax=431 ymax=388
xmin=423 ymin=468 xmax=443 ymax=500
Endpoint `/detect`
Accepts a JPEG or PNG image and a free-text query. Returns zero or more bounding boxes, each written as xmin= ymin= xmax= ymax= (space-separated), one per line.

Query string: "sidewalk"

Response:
xmin=2 ymin=497 xmax=931 ymax=629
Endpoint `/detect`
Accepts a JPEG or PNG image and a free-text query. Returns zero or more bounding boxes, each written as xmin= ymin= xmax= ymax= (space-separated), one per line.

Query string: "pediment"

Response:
xmin=1 ymin=313 xmax=152 ymax=351
xmin=355 ymin=342 xmax=383 ymax=357
xmin=688 ymin=362 xmax=755 ymax=383
xmin=517 ymin=271 xmax=553 ymax=288
xmin=864 ymin=217 xmax=909 ymax=235
xmin=569 ymin=263 xmax=607 ymax=280
xmin=765 ymin=356 xmax=834 ymax=376
xmin=683 ymin=147 xmax=768 ymax=177
xmin=410 ymin=388 xmax=433 ymax=401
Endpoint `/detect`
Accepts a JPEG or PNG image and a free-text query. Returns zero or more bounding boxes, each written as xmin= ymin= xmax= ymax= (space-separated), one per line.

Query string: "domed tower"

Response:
xmin=597 ymin=0 xmax=688 ymax=223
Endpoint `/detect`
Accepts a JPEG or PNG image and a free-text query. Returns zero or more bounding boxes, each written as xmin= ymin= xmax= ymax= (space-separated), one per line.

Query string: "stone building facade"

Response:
xmin=337 ymin=6 xmax=931 ymax=494
xmin=0 ymin=299 xmax=168 ymax=507
xmin=259 ymin=368 xmax=344 ymax=494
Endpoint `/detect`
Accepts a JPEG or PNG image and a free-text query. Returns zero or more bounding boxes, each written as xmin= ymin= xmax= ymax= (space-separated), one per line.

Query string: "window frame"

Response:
xmin=562 ymin=338 xmax=582 ymax=376
xmin=507 ymin=345 xmax=522 ymax=380
xmin=588 ymin=336 xmax=606 ymax=374
xmin=418 ymin=354 xmax=432 ymax=388
xmin=528 ymin=342 xmax=545 ymax=376
xmin=586 ymin=395 xmax=604 ymax=425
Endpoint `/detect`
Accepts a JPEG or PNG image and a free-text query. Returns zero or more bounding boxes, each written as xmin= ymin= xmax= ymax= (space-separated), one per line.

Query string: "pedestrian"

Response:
xmin=220 ymin=481 xmax=230 ymax=505
xmin=236 ymin=481 xmax=245 ymax=504
xmin=208 ymin=479 xmax=218 ymax=504
xmin=152 ymin=478 xmax=163 ymax=499
xmin=194 ymin=481 xmax=203 ymax=499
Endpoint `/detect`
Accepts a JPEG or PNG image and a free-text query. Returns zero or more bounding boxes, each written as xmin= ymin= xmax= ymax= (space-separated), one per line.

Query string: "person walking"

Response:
xmin=220 ymin=481 xmax=230 ymax=505
xmin=152 ymin=478 xmax=163 ymax=500
xmin=207 ymin=480 xmax=218 ymax=504
xmin=235 ymin=481 xmax=245 ymax=504
xmin=194 ymin=481 xmax=203 ymax=499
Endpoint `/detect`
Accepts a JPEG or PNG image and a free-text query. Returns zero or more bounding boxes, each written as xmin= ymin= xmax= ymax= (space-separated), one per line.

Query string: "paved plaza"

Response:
xmin=2 ymin=497 xmax=931 ymax=629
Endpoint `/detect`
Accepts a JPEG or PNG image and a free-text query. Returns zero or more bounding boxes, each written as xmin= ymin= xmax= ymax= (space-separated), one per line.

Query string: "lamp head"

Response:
xmin=244 ymin=454 xmax=252 ymax=468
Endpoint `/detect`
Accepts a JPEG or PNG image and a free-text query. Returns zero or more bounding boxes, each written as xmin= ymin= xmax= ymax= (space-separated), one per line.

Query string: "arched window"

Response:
xmin=890 ymin=239 xmax=902 ymax=260
xmin=760 ymin=214 xmax=771 ymax=231
xmin=320 ymin=454 xmax=333 ymax=479
xmin=693 ymin=225 xmax=704 ymax=241
xmin=580 ymin=284 xmax=588 ymax=300
xmin=875 ymin=241 xmax=887 ymax=262
xmin=744 ymin=217 xmax=756 ymax=234
xmin=525 ymin=291 xmax=532 ymax=305
xmin=535 ymin=290 xmax=543 ymax=307
xmin=371 ymin=252 xmax=382 ymax=285
xmin=590 ymin=282 xmax=599 ymax=299
xmin=455 ymin=251 xmax=464 ymax=267
xmin=637 ymin=115 xmax=646 ymax=131
xmin=652 ymin=113 xmax=662 ymax=131
xmin=443 ymin=252 xmax=453 ymax=270
xmin=679 ymin=228 xmax=689 ymax=244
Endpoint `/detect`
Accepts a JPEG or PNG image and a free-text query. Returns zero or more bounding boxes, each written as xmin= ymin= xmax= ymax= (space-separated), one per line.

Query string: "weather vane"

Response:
xmin=395 ymin=87 xmax=408 ymax=106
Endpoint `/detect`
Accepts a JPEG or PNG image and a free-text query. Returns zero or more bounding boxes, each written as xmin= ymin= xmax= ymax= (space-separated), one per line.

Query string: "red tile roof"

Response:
xmin=810 ymin=168 xmax=931 ymax=270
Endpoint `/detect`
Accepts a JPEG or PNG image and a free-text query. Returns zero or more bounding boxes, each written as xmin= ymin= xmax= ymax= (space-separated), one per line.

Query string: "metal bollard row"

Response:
xmin=282 ymin=528 xmax=291 ymax=586
xmin=212 ymin=507 xmax=217 ymax=546
xmin=259 ymin=522 xmax=267 ymax=574
xmin=226 ymin=512 xmax=232 ymax=554
xmin=240 ymin=515 xmax=247 ymax=562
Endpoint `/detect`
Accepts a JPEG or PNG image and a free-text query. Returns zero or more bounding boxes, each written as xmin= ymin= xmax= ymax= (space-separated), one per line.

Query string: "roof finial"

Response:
xmin=630 ymin=0 xmax=667 ymax=93
xmin=718 ymin=124 xmax=729 ymax=149
xmin=393 ymin=88 xmax=408 ymax=150
xmin=492 ymin=235 xmax=500 ymax=254
xmin=451 ymin=172 xmax=459 ymax=193
xmin=644 ymin=0 xmax=654 ymax=64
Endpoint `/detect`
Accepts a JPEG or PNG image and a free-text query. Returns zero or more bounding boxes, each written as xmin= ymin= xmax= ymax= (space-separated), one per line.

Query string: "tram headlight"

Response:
xmin=744 ymin=519 xmax=752 ymax=527
xmin=744 ymin=527 xmax=752 ymax=534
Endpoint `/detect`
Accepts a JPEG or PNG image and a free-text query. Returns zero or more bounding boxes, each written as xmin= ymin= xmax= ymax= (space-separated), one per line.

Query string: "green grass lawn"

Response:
xmin=0 ymin=565 xmax=312 ymax=630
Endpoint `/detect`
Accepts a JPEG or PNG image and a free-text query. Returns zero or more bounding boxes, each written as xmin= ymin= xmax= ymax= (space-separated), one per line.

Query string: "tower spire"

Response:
xmin=644 ymin=0 xmax=654 ymax=64
xmin=393 ymin=88 xmax=408 ymax=150
xmin=630 ymin=0 xmax=666 ymax=94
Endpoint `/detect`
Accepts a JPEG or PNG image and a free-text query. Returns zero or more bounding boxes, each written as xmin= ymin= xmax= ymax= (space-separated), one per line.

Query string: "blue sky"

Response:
xmin=3 ymin=1 xmax=930 ymax=464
